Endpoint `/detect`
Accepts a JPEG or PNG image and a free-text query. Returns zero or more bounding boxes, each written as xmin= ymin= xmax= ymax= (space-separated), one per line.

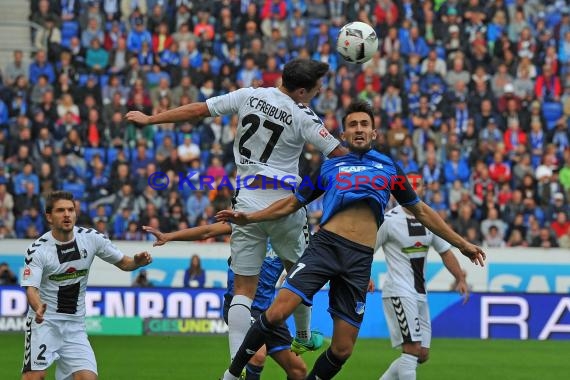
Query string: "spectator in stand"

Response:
xmin=0 ymin=262 xmax=17 ymax=285
xmin=531 ymin=227 xmax=560 ymax=248
xmin=551 ymin=211 xmax=570 ymax=239
xmin=483 ymin=225 xmax=506 ymax=248
xmin=183 ymin=254 xmax=206 ymax=288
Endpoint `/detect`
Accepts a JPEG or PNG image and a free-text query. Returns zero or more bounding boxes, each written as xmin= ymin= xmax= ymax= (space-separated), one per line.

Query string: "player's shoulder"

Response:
xmin=25 ymin=232 xmax=51 ymax=254
xmin=384 ymin=205 xmax=405 ymax=219
xmin=292 ymin=102 xmax=322 ymax=125
xmin=74 ymin=226 xmax=108 ymax=242
xmin=366 ymin=149 xmax=398 ymax=168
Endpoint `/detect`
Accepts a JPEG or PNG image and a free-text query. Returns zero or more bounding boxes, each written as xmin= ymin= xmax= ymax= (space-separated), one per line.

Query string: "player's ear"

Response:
xmin=340 ymin=131 xmax=346 ymax=142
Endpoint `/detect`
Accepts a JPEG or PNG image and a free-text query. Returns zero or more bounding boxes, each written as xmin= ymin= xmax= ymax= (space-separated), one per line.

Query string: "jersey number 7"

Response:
xmin=239 ymin=114 xmax=284 ymax=163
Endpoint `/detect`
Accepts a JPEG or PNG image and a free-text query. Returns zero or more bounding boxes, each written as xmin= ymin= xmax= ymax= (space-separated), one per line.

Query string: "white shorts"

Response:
xmin=382 ymin=296 xmax=431 ymax=349
xmin=22 ymin=316 xmax=97 ymax=379
xmin=231 ymin=187 xmax=308 ymax=275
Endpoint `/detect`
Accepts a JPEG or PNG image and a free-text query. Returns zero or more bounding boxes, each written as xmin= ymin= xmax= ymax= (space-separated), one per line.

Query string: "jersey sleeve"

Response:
xmin=390 ymin=161 xmax=420 ymax=206
xmin=95 ymin=234 xmax=124 ymax=264
xmin=205 ymin=87 xmax=253 ymax=117
xmin=375 ymin=221 xmax=389 ymax=252
xmin=20 ymin=245 xmax=44 ymax=288
xmin=432 ymin=233 xmax=452 ymax=254
xmin=299 ymin=107 xmax=340 ymax=156
xmin=294 ymin=166 xmax=324 ymax=206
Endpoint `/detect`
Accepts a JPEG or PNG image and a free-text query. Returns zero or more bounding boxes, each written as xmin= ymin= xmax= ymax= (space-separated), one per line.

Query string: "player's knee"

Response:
xmin=418 ymin=348 xmax=429 ymax=364
xmin=250 ymin=350 xmax=267 ymax=367
xmin=330 ymin=343 xmax=354 ymax=361
xmin=22 ymin=370 xmax=46 ymax=380
xmin=285 ymin=360 xmax=307 ymax=380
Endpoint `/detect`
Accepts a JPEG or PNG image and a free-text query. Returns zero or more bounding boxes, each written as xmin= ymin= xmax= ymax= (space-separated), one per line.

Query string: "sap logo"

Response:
xmin=488 ymin=264 xmax=570 ymax=293
xmin=373 ymin=163 xmax=384 ymax=169
xmin=339 ymin=166 xmax=367 ymax=173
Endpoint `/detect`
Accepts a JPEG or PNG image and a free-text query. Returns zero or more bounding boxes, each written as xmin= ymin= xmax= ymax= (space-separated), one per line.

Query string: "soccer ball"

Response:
xmin=336 ymin=22 xmax=379 ymax=64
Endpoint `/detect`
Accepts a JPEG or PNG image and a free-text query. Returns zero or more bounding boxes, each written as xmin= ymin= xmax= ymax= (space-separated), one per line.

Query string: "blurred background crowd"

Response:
xmin=0 ymin=0 xmax=569 ymax=250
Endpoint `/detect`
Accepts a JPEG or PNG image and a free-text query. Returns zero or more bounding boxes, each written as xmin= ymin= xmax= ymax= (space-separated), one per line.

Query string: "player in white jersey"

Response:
xmin=375 ymin=174 xmax=472 ymax=380
xmin=126 ymin=58 xmax=347 ymax=358
xmin=21 ymin=191 xmax=152 ymax=380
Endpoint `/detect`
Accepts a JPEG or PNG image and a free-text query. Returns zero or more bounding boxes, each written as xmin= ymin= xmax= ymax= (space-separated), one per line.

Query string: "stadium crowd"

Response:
xmin=0 ymin=0 xmax=569 ymax=249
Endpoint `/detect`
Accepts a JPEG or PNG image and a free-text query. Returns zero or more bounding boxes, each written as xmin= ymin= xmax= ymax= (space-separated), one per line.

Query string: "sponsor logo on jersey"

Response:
xmin=339 ymin=165 xmax=367 ymax=173
xmin=48 ymin=268 xmax=89 ymax=282
xmin=401 ymin=242 xmax=429 ymax=254
xmin=56 ymin=240 xmax=81 ymax=264
xmin=355 ymin=301 xmax=366 ymax=315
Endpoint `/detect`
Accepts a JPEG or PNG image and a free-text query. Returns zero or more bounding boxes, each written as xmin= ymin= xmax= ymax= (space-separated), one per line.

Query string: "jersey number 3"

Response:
xmin=239 ymin=114 xmax=284 ymax=163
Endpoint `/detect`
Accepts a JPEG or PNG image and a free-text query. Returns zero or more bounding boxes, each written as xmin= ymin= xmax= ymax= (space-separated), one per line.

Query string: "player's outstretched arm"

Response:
xmin=404 ymin=201 xmax=486 ymax=266
xmin=216 ymin=195 xmax=303 ymax=225
xmin=25 ymin=287 xmax=47 ymax=323
xmin=114 ymin=252 xmax=153 ymax=271
xmin=125 ymin=102 xmax=211 ymax=125
xmin=441 ymin=250 xmax=470 ymax=304
xmin=142 ymin=223 xmax=232 ymax=246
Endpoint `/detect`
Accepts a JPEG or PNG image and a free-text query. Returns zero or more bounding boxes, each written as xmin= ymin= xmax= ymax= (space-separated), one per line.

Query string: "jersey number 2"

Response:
xmin=239 ymin=114 xmax=284 ymax=163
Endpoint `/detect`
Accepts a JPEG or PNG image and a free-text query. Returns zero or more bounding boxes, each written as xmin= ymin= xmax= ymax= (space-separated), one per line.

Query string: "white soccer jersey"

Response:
xmin=21 ymin=226 xmax=124 ymax=321
xmin=206 ymin=87 xmax=339 ymax=183
xmin=376 ymin=206 xmax=452 ymax=300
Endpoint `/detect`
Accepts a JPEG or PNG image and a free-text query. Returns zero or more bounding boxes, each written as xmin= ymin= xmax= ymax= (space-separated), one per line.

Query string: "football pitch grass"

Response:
xmin=1 ymin=334 xmax=567 ymax=379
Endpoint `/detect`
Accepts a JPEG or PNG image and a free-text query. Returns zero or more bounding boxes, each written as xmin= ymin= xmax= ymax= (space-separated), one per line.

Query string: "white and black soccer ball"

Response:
xmin=336 ymin=22 xmax=379 ymax=64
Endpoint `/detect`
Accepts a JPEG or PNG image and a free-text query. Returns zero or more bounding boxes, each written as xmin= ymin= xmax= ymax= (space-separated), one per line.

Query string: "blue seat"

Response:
xmin=106 ymin=147 xmax=119 ymax=164
xmin=62 ymin=21 xmax=79 ymax=39
xmin=542 ymin=102 xmax=563 ymax=130
xmin=62 ymin=182 xmax=86 ymax=200
xmin=154 ymin=130 xmax=176 ymax=147
xmin=84 ymin=147 xmax=106 ymax=164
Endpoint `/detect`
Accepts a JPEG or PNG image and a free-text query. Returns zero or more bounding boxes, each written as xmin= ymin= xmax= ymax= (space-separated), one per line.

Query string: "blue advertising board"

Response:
xmin=2 ymin=286 xmax=568 ymax=340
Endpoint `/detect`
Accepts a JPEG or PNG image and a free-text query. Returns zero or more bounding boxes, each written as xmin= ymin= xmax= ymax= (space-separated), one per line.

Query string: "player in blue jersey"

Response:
xmin=218 ymin=100 xmax=486 ymax=380
xmin=142 ymin=223 xmax=306 ymax=380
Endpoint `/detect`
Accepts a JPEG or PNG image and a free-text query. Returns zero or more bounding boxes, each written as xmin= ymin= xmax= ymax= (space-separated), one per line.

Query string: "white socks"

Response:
xmin=222 ymin=369 xmax=238 ymax=380
xmin=380 ymin=353 xmax=418 ymax=380
xmin=228 ymin=295 xmax=253 ymax=359
xmin=293 ymin=303 xmax=312 ymax=340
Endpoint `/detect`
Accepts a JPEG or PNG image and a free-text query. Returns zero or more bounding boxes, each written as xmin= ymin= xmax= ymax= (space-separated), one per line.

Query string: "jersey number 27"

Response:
xmin=239 ymin=114 xmax=284 ymax=163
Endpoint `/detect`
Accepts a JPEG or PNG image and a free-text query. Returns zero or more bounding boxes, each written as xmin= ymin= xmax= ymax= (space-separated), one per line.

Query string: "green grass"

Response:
xmin=2 ymin=334 xmax=568 ymax=379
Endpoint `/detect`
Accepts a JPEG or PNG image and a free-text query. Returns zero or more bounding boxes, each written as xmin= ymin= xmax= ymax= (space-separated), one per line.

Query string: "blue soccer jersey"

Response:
xmin=295 ymin=150 xmax=420 ymax=227
xmin=225 ymin=244 xmax=284 ymax=312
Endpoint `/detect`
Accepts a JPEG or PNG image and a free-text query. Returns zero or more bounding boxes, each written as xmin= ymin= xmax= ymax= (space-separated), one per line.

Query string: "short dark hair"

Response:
xmin=45 ymin=191 xmax=74 ymax=214
xmin=281 ymin=59 xmax=329 ymax=92
xmin=342 ymin=100 xmax=375 ymax=128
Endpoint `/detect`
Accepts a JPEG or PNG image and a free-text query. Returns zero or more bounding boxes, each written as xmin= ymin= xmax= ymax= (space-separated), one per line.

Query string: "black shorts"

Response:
xmin=223 ymin=296 xmax=292 ymax=354
xmin=282 ymin=228 xmax=374 ymax=328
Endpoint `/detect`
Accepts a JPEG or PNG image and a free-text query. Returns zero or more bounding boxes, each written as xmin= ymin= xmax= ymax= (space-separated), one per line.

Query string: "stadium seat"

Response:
xmin=61 ymin=21 xmax=79 ymax=39
xmin=542 ymin=102 xmax=563 ymax=130
xmin=154 ymin=130 xmax=176 ymax=147
xmin=84 ymin=148 xmax=106 ymax=164
xmin=106 ymin=147 xmax=119 ymax=164
xmin=62 ymin=182 xmax=86 ymax=200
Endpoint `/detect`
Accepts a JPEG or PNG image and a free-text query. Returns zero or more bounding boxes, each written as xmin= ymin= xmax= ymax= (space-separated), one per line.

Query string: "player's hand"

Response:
xmin=134 ymin=251 xmax=153 ymax=267
xmin=458 ymin=242 xmax=486 ymax=266
xmin=455 ymin=280 xmax=470 ymax=304
xmin=142 ymin=226 xmax=168 ymax=247
xmin=367 ymin=279 xmax=375 ymax=293
xmin=215 ymin=210 xmax=250 ymax=225
xmin=125 ymin=111 xmax=150 ymax=125
xmin=35 ymin=304 xmax=47 ymax=324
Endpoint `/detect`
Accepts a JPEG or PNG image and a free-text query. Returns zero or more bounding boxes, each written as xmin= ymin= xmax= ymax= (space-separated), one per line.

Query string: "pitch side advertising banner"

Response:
xmin=1 ymin=240 xmax=570 ymax=293
xmin=1 ymin=287 xmax=569 ymax=340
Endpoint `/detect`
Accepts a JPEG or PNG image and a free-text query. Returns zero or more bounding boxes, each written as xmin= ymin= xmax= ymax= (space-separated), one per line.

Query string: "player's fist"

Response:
xmin=215 ymin=210 xmax=250 ymax=225
xmin=459 ymin=243 xmax=486 ymax=267
xmin=35 ymin=304 xmax=47 ymax=324
xmin=142 ymin=226 xmax=168 ymax=247
xmin=134 ymin=251 xmax=153 ymax=267
xmin=125 ymin=111 xmax=150 ymax=125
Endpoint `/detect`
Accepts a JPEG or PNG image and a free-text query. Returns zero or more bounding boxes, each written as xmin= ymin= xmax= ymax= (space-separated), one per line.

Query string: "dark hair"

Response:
xmin=281 ymin=59 xmax=329 ymax=92
xmin=341 ymin=100 xmax=375 ymax=128
xmin=45 ymin=191 xmax=74 ymax=214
